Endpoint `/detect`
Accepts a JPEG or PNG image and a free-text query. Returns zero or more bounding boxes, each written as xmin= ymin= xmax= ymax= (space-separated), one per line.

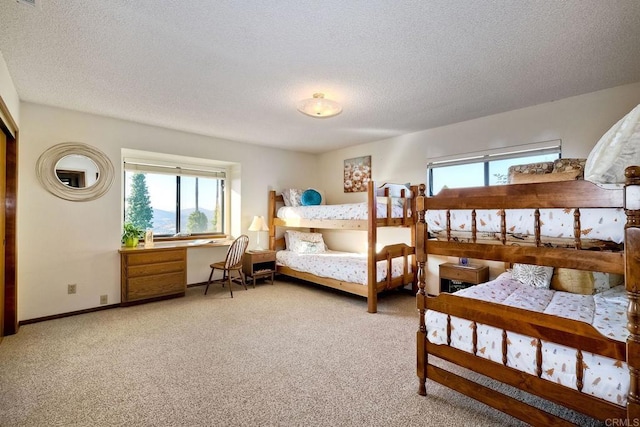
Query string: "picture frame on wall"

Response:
xmin=344 ymin=155 xmax=371 ymax=193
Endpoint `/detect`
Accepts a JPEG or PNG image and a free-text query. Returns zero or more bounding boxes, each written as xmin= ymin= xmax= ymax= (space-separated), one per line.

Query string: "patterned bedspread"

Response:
xmin=276 ymin=250 xmax=409 ymax=285
xmin=426 ymin=208 xmax=626 ymax=243
xmin=277 ymin=201 xmax=407 ymax=221
xmin=426 ymin=273 xmax=628 ymax=405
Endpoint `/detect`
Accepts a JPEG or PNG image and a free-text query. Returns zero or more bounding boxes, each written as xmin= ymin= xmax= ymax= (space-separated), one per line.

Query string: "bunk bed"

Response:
xmin=415 ymin=166 xmax=640 ymax=425
xmin=268 ymin=182 xmax=417 ymax=313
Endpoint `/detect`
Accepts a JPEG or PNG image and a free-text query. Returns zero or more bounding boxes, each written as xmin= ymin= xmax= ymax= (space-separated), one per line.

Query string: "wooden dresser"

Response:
xmin=120 ymin=247 xmax=187 ymax=304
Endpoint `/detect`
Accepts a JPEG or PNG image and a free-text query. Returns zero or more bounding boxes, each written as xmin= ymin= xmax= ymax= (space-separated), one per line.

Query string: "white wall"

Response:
xmin=18 ymin=103 xmax=319 ymax=320
xmin=318 ymin=82 xmax=640 ymax=294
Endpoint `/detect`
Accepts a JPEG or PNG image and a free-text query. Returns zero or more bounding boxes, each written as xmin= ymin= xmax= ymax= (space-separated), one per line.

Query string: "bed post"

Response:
xmin=625 ymin=166 xmax=640 ymax=424
xmin=415 ymin=183 xmax=428 ymax=395
xmin=367 ymin=181 xmax=378 ymax=313
xmin=410 ymin=185 xmax=419 ymax=293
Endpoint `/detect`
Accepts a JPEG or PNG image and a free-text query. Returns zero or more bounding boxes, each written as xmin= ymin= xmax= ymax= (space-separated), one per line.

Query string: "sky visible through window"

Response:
xmin=430 ymin=153 xmax=558 ymax=194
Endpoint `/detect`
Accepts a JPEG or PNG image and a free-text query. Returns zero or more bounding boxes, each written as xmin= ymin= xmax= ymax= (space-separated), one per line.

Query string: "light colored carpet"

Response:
xmin=0 ymin=279 xmax=603 ymax=426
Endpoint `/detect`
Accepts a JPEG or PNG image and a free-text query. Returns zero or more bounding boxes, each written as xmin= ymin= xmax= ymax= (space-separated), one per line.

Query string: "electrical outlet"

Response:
xmin=100 ymin=295 xmax=108 ymax=305
xmin=67 ymin=284 xmax=77 ymax=294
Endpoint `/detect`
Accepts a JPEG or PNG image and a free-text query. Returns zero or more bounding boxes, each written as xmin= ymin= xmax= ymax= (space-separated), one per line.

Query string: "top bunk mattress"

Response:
xmin=277 ymin=201 xmax=408 ymax=221
xmin=426 ymin=208 xmax=626 ymax=245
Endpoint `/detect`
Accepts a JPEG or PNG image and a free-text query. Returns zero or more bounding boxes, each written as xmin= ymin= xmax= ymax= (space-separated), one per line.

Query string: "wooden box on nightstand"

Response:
xmin=243 ymin=250 xmax=276 ymax=287
xmin=439 ymin=262 xmax=489 ymax=293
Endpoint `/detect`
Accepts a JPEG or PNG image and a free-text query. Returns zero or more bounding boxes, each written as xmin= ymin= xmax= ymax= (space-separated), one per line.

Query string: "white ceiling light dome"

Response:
xmin=297 ymin=93 xmax=342 ymax=118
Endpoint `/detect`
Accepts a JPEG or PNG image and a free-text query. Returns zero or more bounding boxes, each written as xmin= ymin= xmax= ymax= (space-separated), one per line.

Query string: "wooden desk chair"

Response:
xmin=204 ymin=234 xmax=250 ymax=297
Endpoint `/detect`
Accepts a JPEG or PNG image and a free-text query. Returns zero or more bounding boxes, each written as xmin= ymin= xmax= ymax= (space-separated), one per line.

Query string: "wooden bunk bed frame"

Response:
xmin=415 ymin=166 xmax=640 ymax=425
xmin=268 ymin=181 xmax=417 ymax=313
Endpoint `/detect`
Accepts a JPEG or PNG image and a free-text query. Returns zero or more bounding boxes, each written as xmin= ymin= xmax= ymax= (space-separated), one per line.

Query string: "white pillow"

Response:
xmin=512 ymin=263 xmax=554 ymax=289
xmin=282 ymin=188 xmax=304 ymax=207
xmin=377 ymin=183 xmax=412 ymax=208
xmin=593 ymin=272 xmax=624 ymax=293
xmin=376 ymin=182 xmax=412 ymax=198
xmin=285 ymin=230 xmax=327 ymax=253
xmin=585 ymin=103 xmax=640 ymax=184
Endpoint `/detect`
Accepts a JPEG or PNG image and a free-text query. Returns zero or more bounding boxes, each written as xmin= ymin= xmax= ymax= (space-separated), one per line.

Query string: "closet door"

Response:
xmin=0 ymin=130 xmax=5 ymax=341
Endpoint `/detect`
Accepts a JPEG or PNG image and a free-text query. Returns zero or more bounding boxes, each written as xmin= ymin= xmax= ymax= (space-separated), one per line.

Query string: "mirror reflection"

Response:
xmin=55 ymin=154 xmax=100 ymax=188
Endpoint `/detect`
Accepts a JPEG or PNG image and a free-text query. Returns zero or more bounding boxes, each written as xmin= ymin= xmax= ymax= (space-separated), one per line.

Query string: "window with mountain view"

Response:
xmin=123 ymin=165 xmax=225 ymax=237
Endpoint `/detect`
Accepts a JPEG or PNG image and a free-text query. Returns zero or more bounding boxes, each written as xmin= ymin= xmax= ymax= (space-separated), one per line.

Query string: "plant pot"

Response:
xmin=124 ymin=237 xmax=139 ymax=247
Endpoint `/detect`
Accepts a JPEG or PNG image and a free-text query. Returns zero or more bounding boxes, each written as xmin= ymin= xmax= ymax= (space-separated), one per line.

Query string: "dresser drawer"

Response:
xmin=127 ymin=260 xmax=185 ymax=278
xmin=440 ymin=266 xmax=476 ymax=282
xmin=126 ymin=272 xmax=185 ymax=301
xmin=125 ymin=249 xmax=186 ymax=266
xmin=247 ymin=251 xmax=276 ymax=263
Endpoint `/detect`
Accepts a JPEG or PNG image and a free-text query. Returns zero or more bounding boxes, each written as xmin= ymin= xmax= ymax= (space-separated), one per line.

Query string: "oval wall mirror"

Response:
xmin=36 ymin=142 xmax=114 ymax=201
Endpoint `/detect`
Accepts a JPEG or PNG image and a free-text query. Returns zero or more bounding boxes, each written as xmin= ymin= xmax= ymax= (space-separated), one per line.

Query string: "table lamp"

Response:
xmin=248 ymin=215 xmax=269 ymax=250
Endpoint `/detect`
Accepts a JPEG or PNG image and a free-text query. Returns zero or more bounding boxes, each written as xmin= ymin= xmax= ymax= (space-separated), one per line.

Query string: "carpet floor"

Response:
xmin=0 ymin=279 xmax=604 ymax=426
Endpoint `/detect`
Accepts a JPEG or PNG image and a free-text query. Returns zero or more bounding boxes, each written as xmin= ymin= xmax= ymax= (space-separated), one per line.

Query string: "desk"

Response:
xmin=119 ymin=240 xmax=232 ymax=305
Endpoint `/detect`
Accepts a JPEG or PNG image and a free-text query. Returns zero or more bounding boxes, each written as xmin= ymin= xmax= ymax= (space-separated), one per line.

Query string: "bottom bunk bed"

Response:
xmin=273 ymin=230 xmax=415 ymax=312
xmin=414 ymin=167 xmax=640 ymax=425
xmin=268 ymin=181 xmax=417 ymax=313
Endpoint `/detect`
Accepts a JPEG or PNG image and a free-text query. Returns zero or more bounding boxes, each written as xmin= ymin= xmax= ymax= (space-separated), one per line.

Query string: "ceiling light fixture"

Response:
xmin=297 ymin=93 xmax=342 ymax=118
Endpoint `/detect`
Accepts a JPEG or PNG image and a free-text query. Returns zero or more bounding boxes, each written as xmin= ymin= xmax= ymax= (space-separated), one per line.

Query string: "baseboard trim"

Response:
xmin=19 ymin=303 xmax=120 ymax=326
xmin=18 ymin=285 xmax=210 ymax=326
xmin=187 ymin=282 xmax=207 ymax=288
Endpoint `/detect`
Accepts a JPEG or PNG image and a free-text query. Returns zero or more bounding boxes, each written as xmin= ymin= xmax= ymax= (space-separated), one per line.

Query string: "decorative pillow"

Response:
xmin=285 ymin=230 xmax=327 ymax=253
xmin=301 ymin=189 xmax=322 ymax=206
xmin=509 ymin=169 xmax=581 ymax=184
xmin=282 ymin=188 xmax=304 ymax=207
xmin=585 ymin=103 xmax=640 ymax=184
xmin=553 ymin=158 xmax=586 ymax=176
xmin=511 ymin=263 xmax=554 ymax=289
xmin=551 ymin=268 xmax=624 ymax=294
xmin=507 ymin=162 xmax=554 ymax=184
xmin=593 ymin=272 xmax=624 ymax=293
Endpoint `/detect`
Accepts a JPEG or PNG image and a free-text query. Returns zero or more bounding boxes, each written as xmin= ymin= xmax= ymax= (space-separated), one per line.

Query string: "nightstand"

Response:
xmin=243 ymin=250 xmax=276 ymax=287
xmin=439 ymin=262 xmax=489 ymax=293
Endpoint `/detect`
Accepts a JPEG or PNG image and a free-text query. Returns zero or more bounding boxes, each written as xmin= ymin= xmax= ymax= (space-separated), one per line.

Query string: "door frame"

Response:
xmin=0 ymin=95 xmax=18 ymax=336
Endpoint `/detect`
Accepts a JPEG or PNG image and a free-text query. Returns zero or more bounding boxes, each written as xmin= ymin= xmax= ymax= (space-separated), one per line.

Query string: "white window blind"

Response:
xmin=428 ymin=140 xmax=561 ymax=169
xmin=123 ymin=158 xmax=226 ymax=179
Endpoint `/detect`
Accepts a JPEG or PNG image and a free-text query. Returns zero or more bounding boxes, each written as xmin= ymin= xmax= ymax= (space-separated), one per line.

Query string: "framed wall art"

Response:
xmin=343 ymin=155 xmax=371 ymax=193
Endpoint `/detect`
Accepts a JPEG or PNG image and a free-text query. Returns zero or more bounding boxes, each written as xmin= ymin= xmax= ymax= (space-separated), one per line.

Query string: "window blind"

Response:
xmin=123 ymin=158 xmax=226 ymax=179
xmin=428 ymin=140 xmax=561 ymax=169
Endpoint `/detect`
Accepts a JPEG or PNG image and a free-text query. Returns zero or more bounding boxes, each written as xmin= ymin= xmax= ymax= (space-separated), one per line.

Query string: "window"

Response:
xmin=123 ymin=160 xmax=226 ymax=237
xmin=428 ymin=141 xmax=561 ymax=196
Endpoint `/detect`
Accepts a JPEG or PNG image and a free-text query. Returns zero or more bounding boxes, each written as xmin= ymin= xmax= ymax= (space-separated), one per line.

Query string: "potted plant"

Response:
xmin=122 ymin=222 xmax=143 ymax=247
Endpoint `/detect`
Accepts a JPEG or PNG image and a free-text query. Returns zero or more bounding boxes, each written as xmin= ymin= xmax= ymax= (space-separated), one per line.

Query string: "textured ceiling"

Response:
xmin=1 ymin=1 xmax=639 ymax=154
